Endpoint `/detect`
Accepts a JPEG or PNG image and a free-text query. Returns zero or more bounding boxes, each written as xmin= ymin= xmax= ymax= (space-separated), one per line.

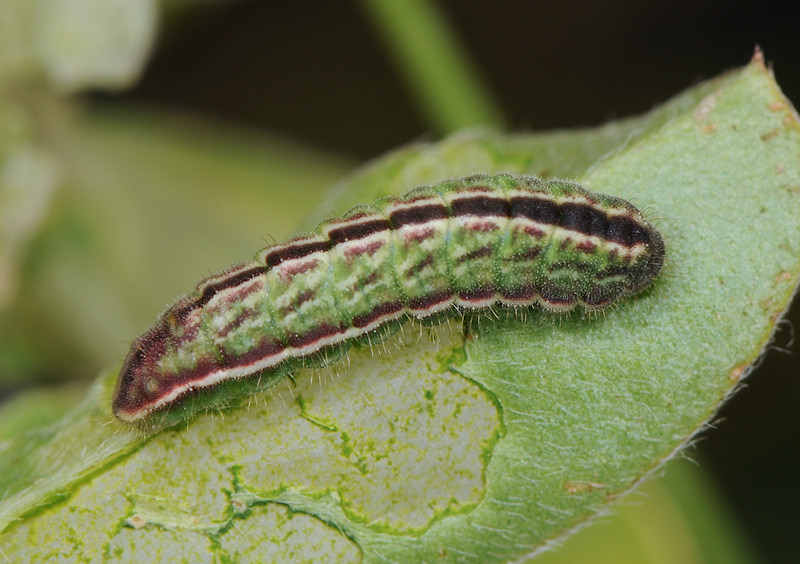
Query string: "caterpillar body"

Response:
xmin=113 ymin=173 xmax=665 ymax=426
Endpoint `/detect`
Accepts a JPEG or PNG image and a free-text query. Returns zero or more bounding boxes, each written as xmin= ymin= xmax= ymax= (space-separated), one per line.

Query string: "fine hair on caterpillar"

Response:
xmin=113 ymin=173 xmax=665 ymax=429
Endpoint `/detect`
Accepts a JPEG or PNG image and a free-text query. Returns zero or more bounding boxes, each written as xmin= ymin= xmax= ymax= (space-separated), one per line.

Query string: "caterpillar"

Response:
xmin=112 ymin=173 xmax=665 ymax=426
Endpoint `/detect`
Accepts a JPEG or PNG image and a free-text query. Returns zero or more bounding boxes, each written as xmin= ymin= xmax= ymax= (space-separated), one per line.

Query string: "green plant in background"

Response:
xmin=0 ymin=1 xmax=797 ymax=562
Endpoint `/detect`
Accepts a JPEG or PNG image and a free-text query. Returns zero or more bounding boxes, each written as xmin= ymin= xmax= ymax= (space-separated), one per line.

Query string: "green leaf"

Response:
xmin=1 ymin=56 xmax=798 ymax=562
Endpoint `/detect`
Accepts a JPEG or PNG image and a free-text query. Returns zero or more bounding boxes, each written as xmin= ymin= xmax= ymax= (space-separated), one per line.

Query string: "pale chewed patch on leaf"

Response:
xmin=205 ymin=322 xmax=500 ymax=533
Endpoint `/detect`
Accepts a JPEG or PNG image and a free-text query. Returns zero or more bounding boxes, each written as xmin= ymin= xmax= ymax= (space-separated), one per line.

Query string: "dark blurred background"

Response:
xmin=106 ymin=1 xmax=799 ymax=560
xmin=124 ymin=1 xmax=800 ymax=158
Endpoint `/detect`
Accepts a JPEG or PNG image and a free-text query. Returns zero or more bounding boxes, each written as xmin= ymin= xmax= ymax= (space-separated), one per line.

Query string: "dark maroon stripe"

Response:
xmin=458 ymin=288 xmax=495 ymax=302
xmin=408 ymin=290 xmax=452 ymax=311
xmin=266 ymin=240 xmax=332 ymax=267
xmin=343 ymin=239 xmax=385 ymax=259
xmin=510 ymin=196 xmax=559 ymax=225
xmin=523 ymin=225 xmax=546 ymax=238
xmin=195 ymin=266 xmax=267 ymax=308
xmin=125 ymin=346 xmax=147 ymax=374
xmin=582 ymin=287 xmax=620 ymax=308
xmin=389 ymin=203 xmax=448 ymax=227
xmin=511 ymin=247 xmax=542 ymax=261
xmin=292 ymin=289 xmax=316 ymax=308
xmin=583 ymin=296 xmax=613 ymax=308
xmin=157 ymin=357 xmax=223 ymax=399
xmin=219 ymin=307 xmax=260 ymax=337
xmin=287 ymin=323 xmax=344 ymax=349
xmin=402 ymin=226 xmax=437 ymax=244
xmin=328 ymin=218 xmax=391 ymax=243
xmin=458 ymin=246 xmax=493 ymax=263
xmin=558 ymin=238 xmax=573 ymax=251
xmin=451 ymin=196 xmax=510 ymax=218
xmin=352 ymin=301 xmax=404 ymax=328
xmin=229 ymin=337 xmax=287 ymax=369
xmin=559 ymin=202 xmax=607 ymax=237
xmin=501 ymin=286 xmax=537 ymax=301
xmin=539 ymin=290 xmax=577 ymax=307
xmin=606 ymin=216 xmax=650 ymax=246
xmin=405 ymin=254 xmax=435 ymax=277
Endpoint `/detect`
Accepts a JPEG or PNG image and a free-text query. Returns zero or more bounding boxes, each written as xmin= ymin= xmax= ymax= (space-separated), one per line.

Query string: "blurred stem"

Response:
xmin=358 ymin=0 xmax=505 ymax=134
